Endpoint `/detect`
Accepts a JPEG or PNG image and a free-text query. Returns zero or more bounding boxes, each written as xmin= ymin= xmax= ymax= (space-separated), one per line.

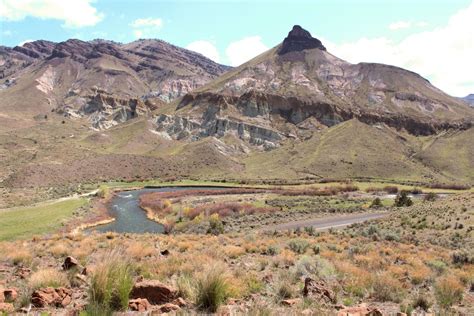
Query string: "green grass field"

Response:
xmin=0 ymin=198 xmax=87 ymax=241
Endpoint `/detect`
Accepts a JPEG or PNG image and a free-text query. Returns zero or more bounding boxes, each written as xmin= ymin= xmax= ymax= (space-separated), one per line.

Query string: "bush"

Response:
xmin=412 ymin=293 xmax=432 ymax=311
xmin=372 ymin=273 xmax=406 ymax=302
xmin=423 ymin=192 xmax=438 ymax=202
xmin=394 ymin=191 xmax=413 ymax=207
xmin=195 ymin=267 xmax=231 ymax=312
xmin=434 ymin=276 xmax=464 ymax=308
xmin=383 ymin=186 xmax=399 ymax=194
xmin=88 ymin=251 xmax=134 ymax=314
xmin=370 ymin=197 xmax=383 ymax=208
xmin=207 ymin=214 xmax=224 ymax=235
xmin=288 ymin=239 xmax=310 ymax=254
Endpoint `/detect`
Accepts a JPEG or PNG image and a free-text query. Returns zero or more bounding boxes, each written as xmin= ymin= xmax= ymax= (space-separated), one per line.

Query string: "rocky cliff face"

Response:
xmin=155 ymin=25 xmax=473 ymax=148
xmin=0 ymin=39 xmax=231 ymax=131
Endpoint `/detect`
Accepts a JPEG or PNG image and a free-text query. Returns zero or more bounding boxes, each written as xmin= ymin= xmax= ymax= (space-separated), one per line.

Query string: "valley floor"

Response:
xmin=0 ymin=182 xmax=472 ymax=315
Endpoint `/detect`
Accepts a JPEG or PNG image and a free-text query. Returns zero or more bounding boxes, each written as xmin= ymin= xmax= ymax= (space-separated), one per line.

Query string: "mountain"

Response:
xmin=155 ymin=25 xmax=473 ymax=149
xmin=0 ymin=38 xmax=230 ymax=131
xmin=461 ymin=94 xmax=474 ymax=106
xmin=1 ymin=26 xmax=473 ymax=195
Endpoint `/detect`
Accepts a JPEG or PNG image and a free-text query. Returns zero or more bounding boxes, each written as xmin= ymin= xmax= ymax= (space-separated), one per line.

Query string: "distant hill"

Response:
xmin=0 ymin=39 xmax=230 ymax=131
xmin=461 ymin=94 xmax=474 ymax=106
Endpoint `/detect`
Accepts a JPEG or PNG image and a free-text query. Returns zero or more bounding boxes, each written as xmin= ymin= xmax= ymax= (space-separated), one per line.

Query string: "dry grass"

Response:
xmin=125 ymin=241 xmax=156 ymax=259
xmin=29 ymin=268 xmax=69 ymax=289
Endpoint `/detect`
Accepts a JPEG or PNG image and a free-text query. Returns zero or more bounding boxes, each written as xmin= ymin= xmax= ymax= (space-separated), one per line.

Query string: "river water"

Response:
xmin=89 ymin=186 xmax=226 ymax=234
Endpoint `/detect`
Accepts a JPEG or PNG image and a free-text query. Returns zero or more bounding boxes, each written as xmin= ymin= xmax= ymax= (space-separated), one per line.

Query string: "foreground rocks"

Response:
xmin=303 ymin=277 xmax=336 ymax=304
xmin=31 ymin=287 xmax=73 ymax=308
xmin=130 ymin=279 xmax=178 ymax=305
xmin=336 ymin=304 xmax=384 ymax=316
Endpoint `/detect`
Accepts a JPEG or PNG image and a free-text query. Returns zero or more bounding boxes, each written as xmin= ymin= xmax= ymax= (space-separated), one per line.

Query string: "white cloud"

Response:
xmin=19 ymin=39 xmax=34 ymax=46
xmin=389 ymin=21 xmax=411 ymax=30
xmin=186 ymin=40 xmax=220 ymax=62
xmin=0 ymin=0 xmax=103 ymax=28
xmin=130 ymin=18 xmax=163 ymax=39
xmin=225 ymin=36 xmax=268 ymax=66
xmin=326 ymin=1 xmax=474 ymax=97
xmin=2 ymin=30 xmax=13 ymax=37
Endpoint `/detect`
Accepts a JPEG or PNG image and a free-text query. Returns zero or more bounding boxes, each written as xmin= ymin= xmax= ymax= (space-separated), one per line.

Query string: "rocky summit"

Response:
xmin=278 ymin=25 xmax=327 ymax=55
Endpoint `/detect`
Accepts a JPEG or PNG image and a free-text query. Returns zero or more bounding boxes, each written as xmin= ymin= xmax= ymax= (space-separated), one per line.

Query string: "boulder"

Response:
xmin=336 ymin=304 xmax=383 ymax=316
xmin=3 ymin=288 xmax=18 ymax=302
xmin=130 ymin=280 xmax=178 ymax=305
xmin=303 ymin=277 xmax=336 ymax=303
xmin=0 ymin=303 xmax=14 ymax=313
xmin=62 ymin=256 xmax=80 ymax=270
xmin=128 ymin=298 xmax=151 ymax=312
xmin=31 ymin=287 xmax=73 ymax=308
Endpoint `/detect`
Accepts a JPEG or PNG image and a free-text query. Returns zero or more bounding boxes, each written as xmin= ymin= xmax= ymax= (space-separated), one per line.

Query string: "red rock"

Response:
xmin=3 ymin=288 xmax=18 ymax=302
xmin=158 ymin=303 xmax=180 ymax=313
xmin=15 ymin=267 xmax=31 ymax=279
xmin=0 ymin=303 xmax=14 ymax=313
xmin=0 ymin=290 xmax=4 ymax=303
xmin=31 ymin=287 xmax=73 ymax=308
xmin=337 ymin=305 xmax=383 ymax=316
xmin=303 ymin=277 xmax=336 ymax=303
xmin=130 ymin=280 xmax=178 ymax=305
xmin=281 ymin=298 xmax=302 ymax=306
xmin=171 ymin=297 xmax=187 ymax=307
xmin=129 ymin=298 xmax=151 ymax=312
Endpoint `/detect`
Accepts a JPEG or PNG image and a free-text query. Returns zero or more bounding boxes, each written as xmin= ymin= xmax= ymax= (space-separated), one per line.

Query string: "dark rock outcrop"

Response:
xmin=278 ymin=25 xmax=326 ymax=55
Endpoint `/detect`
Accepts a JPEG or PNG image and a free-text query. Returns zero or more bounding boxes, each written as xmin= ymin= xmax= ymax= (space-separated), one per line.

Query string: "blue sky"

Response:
xmin=1 ymin=0 xmax=473 ymax=96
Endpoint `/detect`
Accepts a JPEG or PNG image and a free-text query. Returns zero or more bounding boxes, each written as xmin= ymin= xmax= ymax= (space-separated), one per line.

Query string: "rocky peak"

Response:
xmin=278 ymin=25 xmax=326 ymax=55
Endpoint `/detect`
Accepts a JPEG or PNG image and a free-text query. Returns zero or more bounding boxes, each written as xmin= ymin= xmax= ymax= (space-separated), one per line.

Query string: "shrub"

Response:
xmin=452 ymin=250 xmax=474 ymax=265
xmin=427 ymin=260 xmax=447 ymax=274
xmin=97 ymin=185 xmax=110 ymax=199
xmin=434 ymin=275 xmax=464 ymax=308
xmin=29 ymin=268 xmax=69 ymax=290
xmin=370 ymin=198 xmax=383 ymax=208
xmin=383 ymin=186 xmax=399 ymax=194
xmin=372 ymin=272 xmax=406 ymax=302
xmin=423 ymin=192 xmax=438 ymax=202
xmin=265 ymin=245 xmax=280 ymax=256
xmin=412 ymin=293 xmax=432 ymax=311
xmin=288 ymin=239 xmax=310 ymax=254
xmin=276 ymin=281 xmax=293 ymax=300
xmin=207 ymin=214 xmax=224 ymax=235
xmin=195 ymin=266 xmax=231 ymax=312
xmin=394 ymin=191 xmax=413 ymax=207
xmin=88 ymin=251 xmax=134 ymax=313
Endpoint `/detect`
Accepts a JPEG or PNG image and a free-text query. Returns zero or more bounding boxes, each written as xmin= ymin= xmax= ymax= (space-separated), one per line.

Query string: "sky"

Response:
xmin=0 ymin=0 xmax=473 ymax=97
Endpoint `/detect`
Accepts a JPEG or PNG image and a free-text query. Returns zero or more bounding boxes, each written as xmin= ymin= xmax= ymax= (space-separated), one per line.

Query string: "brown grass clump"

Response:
xmin=223 ymin=245 xmax=246 ymax=259
xmin=7 ymin=248 xmax=32 ymax=266
xmin=49 ymin=242 xmax=70 ymax=258
xmin=371 ymin=272 xmax=406 ymax=302
xmin=125 ymin=242 xmax=155 ymax=259
xmin=434 ymin=275 xmax=464 ymax=308
xmin=29 ymin=268 xmax=69 ymax=289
